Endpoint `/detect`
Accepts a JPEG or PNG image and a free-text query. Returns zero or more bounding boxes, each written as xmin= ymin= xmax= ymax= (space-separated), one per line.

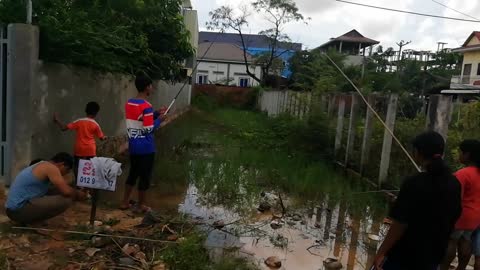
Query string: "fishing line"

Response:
xmin=323 ymin=53 xmax=421 ymax=172
xmin=164 ymin=34 xmax=220 ymax=115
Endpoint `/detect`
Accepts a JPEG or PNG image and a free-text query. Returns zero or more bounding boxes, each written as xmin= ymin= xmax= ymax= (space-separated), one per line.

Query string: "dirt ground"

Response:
xmin=0 ymin=186 xmax=174 ymax=270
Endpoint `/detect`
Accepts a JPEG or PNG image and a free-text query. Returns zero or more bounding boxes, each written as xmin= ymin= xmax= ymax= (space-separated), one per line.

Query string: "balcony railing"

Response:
xmin=451 ymin=75 xmax=480 ymax=85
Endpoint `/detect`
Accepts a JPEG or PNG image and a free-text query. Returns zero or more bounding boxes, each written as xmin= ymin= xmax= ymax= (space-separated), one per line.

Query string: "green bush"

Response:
xmin=0 ymin=0 xmax=194 ymax=80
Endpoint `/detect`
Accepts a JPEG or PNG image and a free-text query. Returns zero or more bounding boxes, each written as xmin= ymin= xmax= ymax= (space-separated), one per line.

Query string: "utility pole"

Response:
xmin=26 ymin=0 xmax=32 ymax=24
xmin=396 ymin=40 xmax=412 ymax=72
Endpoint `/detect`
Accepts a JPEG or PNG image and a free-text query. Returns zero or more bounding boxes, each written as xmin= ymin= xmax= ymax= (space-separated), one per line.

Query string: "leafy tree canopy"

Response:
xmin=0 ymin=0 xmax=194 ymax=80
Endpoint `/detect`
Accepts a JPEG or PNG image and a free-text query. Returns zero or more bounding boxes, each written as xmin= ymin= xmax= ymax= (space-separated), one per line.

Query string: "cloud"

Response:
xmin=192 ymin=0 xmax=477 ymax=51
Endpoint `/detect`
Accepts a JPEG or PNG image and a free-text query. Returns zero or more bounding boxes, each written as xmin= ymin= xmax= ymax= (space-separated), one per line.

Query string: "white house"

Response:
xmin=196 ymin=42 xmax=262 ymax=87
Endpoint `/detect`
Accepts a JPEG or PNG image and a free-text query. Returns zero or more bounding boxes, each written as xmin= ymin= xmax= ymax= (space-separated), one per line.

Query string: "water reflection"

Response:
xmin=104 ymin=111 xmax=389 ymax=269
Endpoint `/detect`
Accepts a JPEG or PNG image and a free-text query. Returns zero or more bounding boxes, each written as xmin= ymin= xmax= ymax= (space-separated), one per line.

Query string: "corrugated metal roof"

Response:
xmin=199 ymin=32 xmax=302 ymax=51
xmin=197 ymin=42 xmax=254 ymax=63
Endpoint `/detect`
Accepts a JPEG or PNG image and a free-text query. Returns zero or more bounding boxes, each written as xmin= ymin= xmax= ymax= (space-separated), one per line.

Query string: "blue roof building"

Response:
xmin=199 ymin=32 xmax=302 ymax=78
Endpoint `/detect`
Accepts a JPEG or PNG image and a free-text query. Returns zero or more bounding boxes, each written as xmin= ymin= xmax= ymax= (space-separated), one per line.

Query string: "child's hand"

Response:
xmin=157 ymin=106 xmax=168 ymax=116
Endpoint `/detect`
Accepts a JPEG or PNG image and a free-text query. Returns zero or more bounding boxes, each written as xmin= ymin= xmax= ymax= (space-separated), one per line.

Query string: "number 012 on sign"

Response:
xmin=77 ymin=159 xmax=116 ymax=191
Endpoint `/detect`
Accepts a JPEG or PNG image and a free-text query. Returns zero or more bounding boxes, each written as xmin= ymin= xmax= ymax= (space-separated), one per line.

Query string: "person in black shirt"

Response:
xmin=373 ymin=131 xmax=462 ymax=270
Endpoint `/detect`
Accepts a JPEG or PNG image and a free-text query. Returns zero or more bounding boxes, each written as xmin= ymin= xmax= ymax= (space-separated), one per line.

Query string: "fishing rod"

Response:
xmin=323 ymin=53 xmax=422 ymax=173
xmin=164 ymin=36 xmax=219 ymax=115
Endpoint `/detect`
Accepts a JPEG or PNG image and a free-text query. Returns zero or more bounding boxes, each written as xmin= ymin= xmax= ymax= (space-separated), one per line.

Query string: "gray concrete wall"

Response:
xmin=6 ymin=24 xmax=39 ymax=183
xmin=4 ymin=24 xmax=193 ymax=185
xmin=30 ymin=62 xmax=191 ymax=161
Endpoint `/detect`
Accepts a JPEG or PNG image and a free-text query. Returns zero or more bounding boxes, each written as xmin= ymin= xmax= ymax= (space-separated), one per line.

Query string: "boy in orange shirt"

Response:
xmin=53 ymin=102 xmax=107 ymax=176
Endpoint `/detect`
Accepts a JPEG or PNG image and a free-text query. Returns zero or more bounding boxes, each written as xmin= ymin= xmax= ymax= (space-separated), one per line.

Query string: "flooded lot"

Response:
xmin=105 ymin=109 xmax=389 ymax=270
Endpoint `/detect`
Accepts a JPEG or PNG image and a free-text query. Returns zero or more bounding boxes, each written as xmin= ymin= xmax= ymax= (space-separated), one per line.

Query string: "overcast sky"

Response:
xmin=190 ymin=0 xmax=480 ymax=52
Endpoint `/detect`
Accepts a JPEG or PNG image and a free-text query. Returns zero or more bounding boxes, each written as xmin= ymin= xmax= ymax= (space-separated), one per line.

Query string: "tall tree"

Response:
xmin=0 ymin=0 xmax=194 ymax=80
xmin=207 ymin=0 xmax=306 ymax=85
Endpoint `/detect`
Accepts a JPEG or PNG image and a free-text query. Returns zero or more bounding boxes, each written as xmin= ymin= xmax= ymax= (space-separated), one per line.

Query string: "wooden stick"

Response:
xmin=90 ymin=189 xmax=98 ymax=226
xmin=12 ymin=227 xmax=178 ymax=244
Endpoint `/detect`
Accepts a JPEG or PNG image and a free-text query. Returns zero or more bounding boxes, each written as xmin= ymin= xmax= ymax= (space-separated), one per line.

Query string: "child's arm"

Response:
xmin=95 ymin=125 xmax=108 ymax=141
xmin=53 ymin=112 xmax=69 ymax=131
xmin=142 ymin=107 xmax=161 ymax=133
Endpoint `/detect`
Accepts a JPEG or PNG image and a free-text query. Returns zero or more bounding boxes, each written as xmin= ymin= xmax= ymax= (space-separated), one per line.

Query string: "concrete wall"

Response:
xmin=5 ymin=24 xmax=39 ymax=183
xmin=30 ymin=62 xmax=191 ymax=161
xmin=4 ymin=23 xmax=195 ymax=184
xmin=197 ymin=61 xmax=261 ymax=87
xmin=193 ymin=84 xmax=256 ymax=108
xmin=461 ymin=51 xmax=480 ymax=78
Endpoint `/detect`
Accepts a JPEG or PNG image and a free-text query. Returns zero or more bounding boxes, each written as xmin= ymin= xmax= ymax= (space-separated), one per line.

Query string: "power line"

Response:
xmin=335 ymin=0 xmax=480 ymax=23
xmin=431 ymin=0 xmax=480 ymax=21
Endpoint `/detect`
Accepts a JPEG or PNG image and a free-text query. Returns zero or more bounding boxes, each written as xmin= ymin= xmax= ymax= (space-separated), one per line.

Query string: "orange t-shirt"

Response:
xmin=455 ymin=166 xmax=480 ymax=230
xmin=67 ymin=118 xmax=105 ymax=157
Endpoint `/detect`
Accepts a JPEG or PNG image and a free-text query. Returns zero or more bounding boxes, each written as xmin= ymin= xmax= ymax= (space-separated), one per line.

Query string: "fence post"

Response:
xmin=327 ymin=94 xmax=335 ymax=117
xmin=281 ymin=91 xmax=286 ymax=114
xmin=360 ymin=95 xmax=376 ymax=175
xmin=345 ymin=93 xmax=359 ymax=167
xmin=306 ymin=92 xmax=312 ymax=118
xmin=426 ymin=95 xmax=453 ymax=140
xmin=334 ymin=96 xmax=346 ymax=158
xmin=6 ymin=24 xmax=39 ymax=185
xmin=378 ymin=94 xmax=398 ymax=186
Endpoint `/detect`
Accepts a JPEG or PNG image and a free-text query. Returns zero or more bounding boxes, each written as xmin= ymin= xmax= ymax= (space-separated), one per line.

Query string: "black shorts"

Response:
xmin=126 ymin=153 xmax=155 ymax=191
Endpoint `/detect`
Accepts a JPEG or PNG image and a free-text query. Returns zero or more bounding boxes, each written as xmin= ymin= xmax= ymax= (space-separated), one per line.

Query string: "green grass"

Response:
xmin=170 ymin=106 xmax=388 ymax=218
xmin=160 ymin=232 xmax=258 ymax=270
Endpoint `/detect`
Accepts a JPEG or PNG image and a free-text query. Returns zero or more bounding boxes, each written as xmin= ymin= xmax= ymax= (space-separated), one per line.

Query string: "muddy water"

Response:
xmin=104 ymin=111 xmax=389 ymax=270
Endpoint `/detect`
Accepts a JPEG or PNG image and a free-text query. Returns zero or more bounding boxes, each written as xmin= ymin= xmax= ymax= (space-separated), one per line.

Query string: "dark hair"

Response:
xmin=50 ymin=152 xmax=74 ymax=169
xmin=29 ymin=159 xmax=43 ymax=166
xmin=459 ymin=139 xmax=480 ymax=168
xmin=135 ymin=74 xmax=153 ymax=92
xmin=85 ymin=101 xmax=100 ymax=116
xmin=412 ymin=131 xmax=450 ymax=176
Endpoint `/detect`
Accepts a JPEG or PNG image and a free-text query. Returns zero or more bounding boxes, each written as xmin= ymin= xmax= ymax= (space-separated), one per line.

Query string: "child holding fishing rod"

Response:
xmin=373 ymin=131 xmax=462 ymax=270
xmin=121 ymin=74 xmax=168 ymax=213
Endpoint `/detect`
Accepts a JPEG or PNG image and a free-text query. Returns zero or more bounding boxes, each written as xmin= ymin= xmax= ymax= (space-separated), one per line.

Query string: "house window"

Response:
xmin=197 ymin=74 xmax=208 ymax=85
xmin=239 ymin=78 xmax=250 ymax=88
xmin=477 ymin=63 xmax=480 ymax=76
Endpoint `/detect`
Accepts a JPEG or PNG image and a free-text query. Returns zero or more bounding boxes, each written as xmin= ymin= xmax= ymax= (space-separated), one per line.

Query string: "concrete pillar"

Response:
xmin=339 ymin=41 xmax=343 ymax=53
xmin=378 ymin=94 xmax=398 ymax=186
xmin=306 ymin=92 xmax=312 ymax=117
xmin=334 ymin=96 xmax=346 ymax=158
xmin=345 ymin=94 xmax=359 ymax=167
xmin=426 ymin=95 xmax=453 ymax=140
xmin=360 ymin=95 xmax=376 ymax=175
xmin=327 ymin=95 xmax=335 ymax=117
xmin=320 ymin=95 xmax=327 ymax=113
xmin=6 ymin=24 xmax=39 ymax=184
